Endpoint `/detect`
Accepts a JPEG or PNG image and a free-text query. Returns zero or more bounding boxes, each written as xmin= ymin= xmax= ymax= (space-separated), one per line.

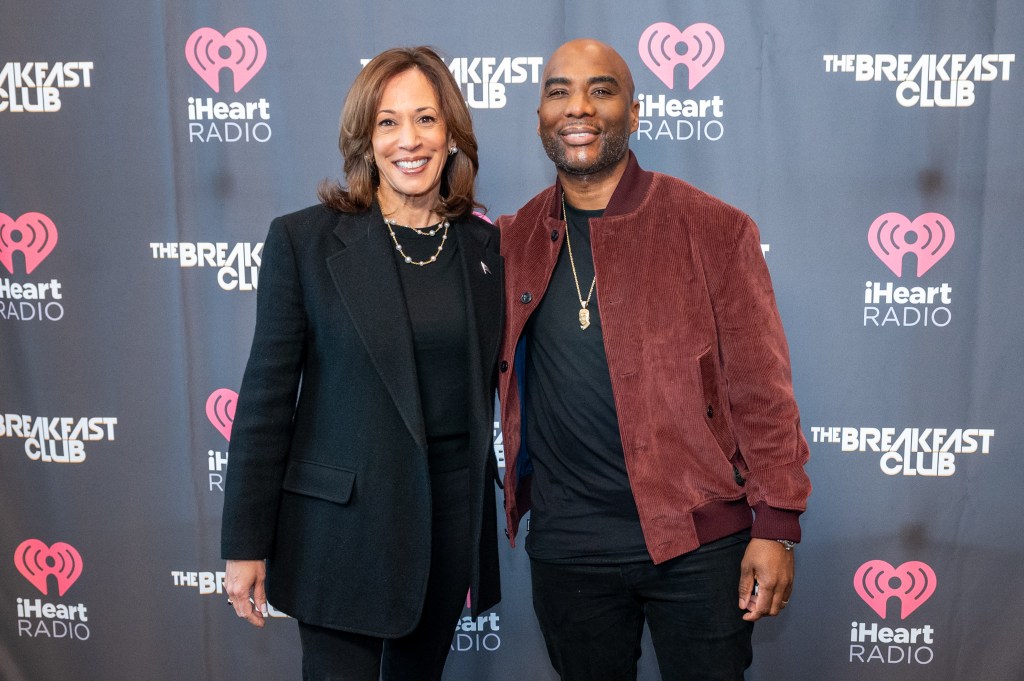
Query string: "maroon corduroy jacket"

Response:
xmin=497 ymin=153 xmax=811 ymax=564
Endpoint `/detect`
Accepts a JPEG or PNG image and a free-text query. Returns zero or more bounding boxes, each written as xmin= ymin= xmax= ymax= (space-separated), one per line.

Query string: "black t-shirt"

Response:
xmin=523 ymin=201 xmax=648 ymax=563
xmin=392 ymin=223 xmax=470 ymax=474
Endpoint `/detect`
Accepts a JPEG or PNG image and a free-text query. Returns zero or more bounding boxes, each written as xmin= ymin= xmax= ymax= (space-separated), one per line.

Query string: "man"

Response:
xmin=497 ymin=39 xmax=812 ymax=680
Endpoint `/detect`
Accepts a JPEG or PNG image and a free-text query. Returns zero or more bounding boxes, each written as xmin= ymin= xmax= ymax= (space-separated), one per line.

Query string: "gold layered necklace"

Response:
xmin=562 ymin=194 xmax=596 ymax=330
xmin=382 ymin=210 xmax=450 ymax=266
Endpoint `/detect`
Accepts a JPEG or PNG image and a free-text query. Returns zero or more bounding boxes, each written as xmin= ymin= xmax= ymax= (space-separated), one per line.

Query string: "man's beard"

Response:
xmin=541 ymin=128 xmax=630 ymax=177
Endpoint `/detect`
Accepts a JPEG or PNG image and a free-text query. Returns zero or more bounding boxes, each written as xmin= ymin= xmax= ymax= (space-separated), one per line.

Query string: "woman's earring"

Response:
xmin=448 ymin=145 xmax=458 ymax=156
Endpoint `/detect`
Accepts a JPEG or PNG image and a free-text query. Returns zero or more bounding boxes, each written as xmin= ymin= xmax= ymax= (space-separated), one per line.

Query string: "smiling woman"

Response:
xmin=371 ymin=69 xmax=452 ymax=222
xmin=220 ymin=46 xmax=502 ymax=681
xmin=318 ymin=46 xmax=481 ymax=222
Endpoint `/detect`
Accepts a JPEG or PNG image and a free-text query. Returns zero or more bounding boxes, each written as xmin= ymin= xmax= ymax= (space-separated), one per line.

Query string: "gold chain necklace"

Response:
xmin=562 ymin=194 xmax=596 ymax=330
xmin=384 ymin=217 xmax=450 ymax=266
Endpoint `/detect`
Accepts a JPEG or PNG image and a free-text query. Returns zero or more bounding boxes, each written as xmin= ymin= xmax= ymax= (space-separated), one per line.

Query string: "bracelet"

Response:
xmin=776 ymin=539 xmax=796 ymax=551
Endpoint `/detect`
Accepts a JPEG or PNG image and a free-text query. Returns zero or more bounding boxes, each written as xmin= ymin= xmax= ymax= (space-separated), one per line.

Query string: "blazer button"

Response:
xmin=520 ymin=292 xmax=533 ymax=304
xmin=500 ymin=361 xmax=509 ymax=372
xmin=706 ymin=405 xmax=714 ymax=418
xmin=550 ymin=230 xmax=559 ymax=241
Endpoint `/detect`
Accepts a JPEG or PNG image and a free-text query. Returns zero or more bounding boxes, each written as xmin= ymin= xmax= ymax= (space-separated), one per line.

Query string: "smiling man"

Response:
xmin=497 ymin=39 xmax=812 ymax=680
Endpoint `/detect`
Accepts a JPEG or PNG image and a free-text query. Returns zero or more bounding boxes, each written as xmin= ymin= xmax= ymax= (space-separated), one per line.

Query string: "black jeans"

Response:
xmin=530 ymin=531 xmax=754 ymax=681
xmin=298 ymin=467 xmax=471 ymax=681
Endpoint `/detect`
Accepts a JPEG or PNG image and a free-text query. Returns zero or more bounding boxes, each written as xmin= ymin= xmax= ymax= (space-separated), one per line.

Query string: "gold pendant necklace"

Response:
xmin=562 ymin=194 xmax=596 ymax=330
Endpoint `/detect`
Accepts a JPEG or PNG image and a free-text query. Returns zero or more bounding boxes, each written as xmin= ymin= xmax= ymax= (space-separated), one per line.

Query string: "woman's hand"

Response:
xmin=225 ymin=559 xmax=268 ymax=628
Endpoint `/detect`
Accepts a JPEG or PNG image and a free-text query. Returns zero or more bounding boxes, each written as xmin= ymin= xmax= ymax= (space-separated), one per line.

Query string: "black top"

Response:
xmin=392 ymin=222 xmax=470 ymax=473
xmin=523 ymin=201 xmax=648 ymax=563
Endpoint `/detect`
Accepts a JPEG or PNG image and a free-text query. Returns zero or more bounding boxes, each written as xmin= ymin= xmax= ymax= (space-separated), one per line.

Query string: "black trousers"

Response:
xmin=298 ymin=467 xmax=471 ymax=681
xmin=530 ymin=531 xmax=754 ymax=681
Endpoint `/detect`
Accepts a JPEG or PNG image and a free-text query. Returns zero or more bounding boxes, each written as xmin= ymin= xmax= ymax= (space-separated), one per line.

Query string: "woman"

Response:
xmin=221 ymin=46 xmax=502 ymax=680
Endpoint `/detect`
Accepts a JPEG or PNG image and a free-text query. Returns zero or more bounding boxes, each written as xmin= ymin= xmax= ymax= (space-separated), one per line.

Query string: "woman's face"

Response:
xmin=371 ymin=68 xmax=450 ymax=212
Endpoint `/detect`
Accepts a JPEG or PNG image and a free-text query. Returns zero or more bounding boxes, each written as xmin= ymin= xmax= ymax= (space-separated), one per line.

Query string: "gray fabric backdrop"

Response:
xmin=2 ymin=1 xmax=1021 ymax=679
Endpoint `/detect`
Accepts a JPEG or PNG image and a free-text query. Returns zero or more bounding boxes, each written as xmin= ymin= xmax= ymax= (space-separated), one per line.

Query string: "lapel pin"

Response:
xmin=480 ymin=261 xmax=491 ymax=275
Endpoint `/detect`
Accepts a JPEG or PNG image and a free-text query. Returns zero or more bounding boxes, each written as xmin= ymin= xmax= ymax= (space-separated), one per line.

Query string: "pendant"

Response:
xmin=578 ymin=307 xmax=591 ymax=330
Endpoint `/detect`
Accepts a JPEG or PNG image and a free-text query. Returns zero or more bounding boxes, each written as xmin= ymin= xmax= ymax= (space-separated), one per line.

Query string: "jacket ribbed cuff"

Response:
xmin=751 ymin=502 xmax=803 ymax=543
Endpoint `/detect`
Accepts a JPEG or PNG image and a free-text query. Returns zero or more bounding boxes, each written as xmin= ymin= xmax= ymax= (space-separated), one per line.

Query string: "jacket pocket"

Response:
xmin=698 ymin=347 xmax=738 ymax=460
xmin=282 ymin=458 xmax=356 ymax=505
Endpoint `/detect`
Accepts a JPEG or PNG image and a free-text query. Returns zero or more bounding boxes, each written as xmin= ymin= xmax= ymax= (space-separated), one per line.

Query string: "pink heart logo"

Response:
xmin=0 ymin=212 xmax=59 ymax=275
xmin=639 ymin=22 xmax=724 ymax=89
xmin=854 ymin=560 xmax=937 ymax=620
xmin=206 ymin=388 xmax=238 ymax=442
xmin=868 ymin=212 xmax=955 ymax=277
xmin=14 ymin=539 xmax=83 ymax=596
xmin=185 ymin=27 xmax=267 ymax=93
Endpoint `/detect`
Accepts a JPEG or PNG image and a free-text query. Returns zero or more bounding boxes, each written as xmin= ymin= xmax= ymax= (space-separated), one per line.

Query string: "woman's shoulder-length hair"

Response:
xmin=318 ymin=46 xmax=482 ymax=219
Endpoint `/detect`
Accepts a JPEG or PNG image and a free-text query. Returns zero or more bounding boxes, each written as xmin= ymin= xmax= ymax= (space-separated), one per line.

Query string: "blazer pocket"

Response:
xmin=698 ymin=347 xmax=737 ymax=459
xmin=282 ymin=458 xmax=356 ymax=505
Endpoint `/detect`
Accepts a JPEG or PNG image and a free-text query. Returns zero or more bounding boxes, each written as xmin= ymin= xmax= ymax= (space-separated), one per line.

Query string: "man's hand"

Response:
xmin=225 ymin=559 xmax=268 ymax=628
xmin=737 ymin=538 xmax=794 ymax=622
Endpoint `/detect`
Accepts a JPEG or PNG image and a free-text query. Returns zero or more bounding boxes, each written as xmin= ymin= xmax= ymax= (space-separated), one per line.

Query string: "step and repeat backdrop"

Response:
xmin=2 ymin=1 xmax=1022 ymax=679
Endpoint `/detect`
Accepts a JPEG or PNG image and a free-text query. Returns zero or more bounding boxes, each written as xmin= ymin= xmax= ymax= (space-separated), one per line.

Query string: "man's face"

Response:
xmin=537 ymin=42 xmax=639 ymax=179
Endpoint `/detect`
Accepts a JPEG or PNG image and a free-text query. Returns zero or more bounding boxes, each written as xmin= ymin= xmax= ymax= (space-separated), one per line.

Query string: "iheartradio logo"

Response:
xmin=868 ymin=212 xmax=955 ymax=277
xmin=185 ymin=27 xmax=267 ymax=93
xmin=0 ymin=212 xmax=58 ymax=275
xmin=14 ymin=539 xmax=83 ymax=597
xmin=206 ymin=388 xmax=238 ymax=442
xmin=854 ymin=560 xmax=937 ymax=620
xmin=639 ymin=22 xmax=724 ymax=89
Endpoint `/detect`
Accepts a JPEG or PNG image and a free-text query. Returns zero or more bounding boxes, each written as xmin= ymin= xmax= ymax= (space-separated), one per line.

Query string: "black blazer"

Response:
xmin=221 ymin=203 xmax=503 ymax=637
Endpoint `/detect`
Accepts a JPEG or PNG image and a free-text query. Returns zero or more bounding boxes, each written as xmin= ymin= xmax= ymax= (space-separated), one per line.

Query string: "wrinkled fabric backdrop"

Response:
xmin=2 ymin=1 xmax=1022 ymax=679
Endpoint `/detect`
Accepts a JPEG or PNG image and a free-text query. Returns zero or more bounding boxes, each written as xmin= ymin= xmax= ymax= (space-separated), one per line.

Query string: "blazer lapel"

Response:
xmin=325 ymin=207 xmax=427 ymax=451
xmin=455 ymin=221 xmax=504 ymax=450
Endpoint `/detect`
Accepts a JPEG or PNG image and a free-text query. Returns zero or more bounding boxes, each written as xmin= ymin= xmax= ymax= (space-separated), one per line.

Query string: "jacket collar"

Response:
xmin=550 ymin=151 xmax=655 ymax=219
